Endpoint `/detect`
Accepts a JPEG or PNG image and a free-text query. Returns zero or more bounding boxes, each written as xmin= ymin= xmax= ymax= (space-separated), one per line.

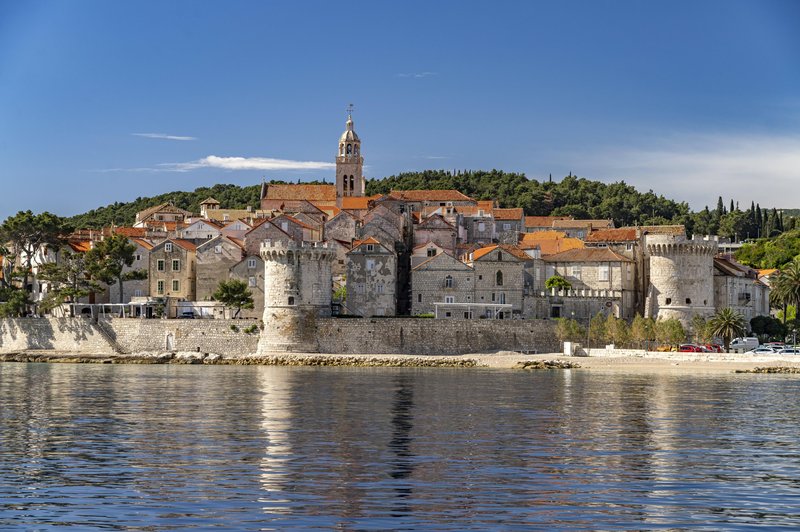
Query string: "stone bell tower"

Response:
xmin=336 ymin=106 xmax=364 ymax=205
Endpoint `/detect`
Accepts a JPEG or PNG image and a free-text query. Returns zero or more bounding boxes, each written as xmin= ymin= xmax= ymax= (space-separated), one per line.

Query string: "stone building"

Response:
xmin=644 ymin=234 xmax=718 ymax=326
xmin=467 ymin=244 xmax=530 ymax=319
xmin=106 ymin=238 xmax=152 ymax=304
xmin=411 ymin=241 xmax=448 ymax=268
xmin=411 ymin=252 xmax=475 ymax=317
xmin=345 ymin=237 xmax=397 ymax=317
xmin=271 ymin=214 xmax=316 ymax=242
xmin=179 ymin=219 xmax=223 ymax=243
xmin=541 ymin=247 xmax=636 ymax=320
xmin=242 ymin=220 xmax=293 ymax=257
xmin=134 ymin=203 xmax=192 ymax=228
xmin=492 ymin=208 xmax=524 ymax=244
xmin=325 ymin=211 xmax=360 ymax=244
xmin=195 ymin=236 xmax=244 ymax=301
xmin=230 ymin=254 xmax=265 ymax=319
xmin=148 ymin=239 xmax=197 ymax=309
xmin=713 ymin=256 xmax=771 ymax=328
xmin=413 ymin=214 xmax=457 ymax=254
xmin=257 ymin=240 xmax=335 ymax=353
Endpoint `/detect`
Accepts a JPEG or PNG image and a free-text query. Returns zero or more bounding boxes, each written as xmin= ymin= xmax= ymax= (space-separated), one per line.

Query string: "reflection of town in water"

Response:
xmin=1 ymin=364 xmax=800 ymax=529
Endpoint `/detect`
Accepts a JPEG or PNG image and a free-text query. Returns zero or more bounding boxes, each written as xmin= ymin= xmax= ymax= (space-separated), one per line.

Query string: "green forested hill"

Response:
xmin=67 ymin=183 xmax=264 ymax=229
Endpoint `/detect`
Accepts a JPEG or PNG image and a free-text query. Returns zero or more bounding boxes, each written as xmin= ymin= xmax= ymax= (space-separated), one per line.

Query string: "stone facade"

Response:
xmin=195 ymin=236 xmax=244 ymax=301
xmin=411 ymin=252 xmax=475 ymax=317
xmin=470 ymin=246 xmax=529 ymax=318
xmin=645 ymin=234 xmax=718 ymax=326
xmin=229 ymin=255 xmax=265 ymax=319
xmin=242 ymin=221 xmax=292 ymax=257
xmin=149 ymin=239 xmax=197 ymax=305
xmin=414 ymin=214 xmax=457 ymax=253
xmin=257 ymin=240 xmax=335 ymax=353
xmin=107 ymin=238 xmax=151 ymax=304
xmin=346 ymin=239 xmax=397 ymax=317
xmin=0 ymin=318 xmax=115 ymax=354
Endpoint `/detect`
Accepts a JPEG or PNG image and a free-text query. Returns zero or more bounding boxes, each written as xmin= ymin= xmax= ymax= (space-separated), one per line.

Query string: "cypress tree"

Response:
xmin=756 ymin=204 xmax=762 ymax=235
xmin=730 ymin=199 xmax=735 ymax=213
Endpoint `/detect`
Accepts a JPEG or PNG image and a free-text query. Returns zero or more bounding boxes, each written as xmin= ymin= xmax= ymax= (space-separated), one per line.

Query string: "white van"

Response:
xmin=730 ymin=337 xmax=759 ymax=353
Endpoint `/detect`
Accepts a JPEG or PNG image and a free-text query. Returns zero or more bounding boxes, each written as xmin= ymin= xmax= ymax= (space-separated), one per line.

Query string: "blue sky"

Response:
xmin=1 ymin=0 xmax=799 ymax=221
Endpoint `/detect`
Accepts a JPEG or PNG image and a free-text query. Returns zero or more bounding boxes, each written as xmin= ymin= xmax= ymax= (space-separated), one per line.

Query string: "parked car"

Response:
xmin=730 ymin=337 xmax=759 ymax=353
xmin=777 ymin=347 xmax=800 ymax=355
xmin=704 ymin=344 xmax=724 ymax=353
xmin=744 ymin=347 xmax=779 ymax=355
xmin=765 ymin=342 xmax=785 ymax=349
xmin=178 ymin=311 xmax=196 ymax=319
xmin=679 ymin=344 xmax=709 ymax=353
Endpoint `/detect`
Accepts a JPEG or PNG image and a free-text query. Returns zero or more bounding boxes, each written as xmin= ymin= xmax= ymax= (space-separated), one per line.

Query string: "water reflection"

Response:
xmin=2 ymin=364 xmax=800 ymax=529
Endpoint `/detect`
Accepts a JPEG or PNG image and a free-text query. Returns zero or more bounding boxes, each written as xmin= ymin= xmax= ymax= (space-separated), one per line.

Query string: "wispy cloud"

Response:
xmin=395 ymin=71 xmax=438 ymax=79
xmin=98 ymin=155 xmax=335 ymax=173
xmin=132 ymin=133 xmax=197 ymax=141
xmin=422 ymin=155 xmax=450 ymax=160
xmin=574 ymin=132 xmax=800 ymax=208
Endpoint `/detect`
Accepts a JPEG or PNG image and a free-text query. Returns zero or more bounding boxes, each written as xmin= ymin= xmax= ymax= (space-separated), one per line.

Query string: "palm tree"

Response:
xmin=708 ymin=308 xmax=747 ymax=352
xmin=770 ymin=259 xmax=800 ymax=340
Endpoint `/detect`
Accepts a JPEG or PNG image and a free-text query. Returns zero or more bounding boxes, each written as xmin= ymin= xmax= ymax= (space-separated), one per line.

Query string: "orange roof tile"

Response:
xmin=758 ymin=268 xmax=778 ymax=277
xmin=543 ymin=247 xmax=632 ymax=263
xmin=114 ymin=227 xmax=147 ymax=238
xmin=477 ymin=200 xmax=495 ymax=209
xmin=586 ymin=228 xmax=638 ymax=242
xmin=471 ymin=244 xmax=531 ymax=261
xmin=130 ymin=238 xmax=154 ymax=250
xmin=492 ymin=208 xmax=524 ymax=221
xmin=524 ymin=216 xmax=572 ymax=228
xmin=552 ymin=219 xmax=614 ymax=229
xmin=519 ymin=232 xmax=584 ymax=256
xmin=68 ymin=240 xmax=92 ymax=253
xmin=388 ymin=189 xmax=474 ymax=202
xmin=264 ymin=184 xmax=336 ymax=202
xmin=341 ymin=197 xmax=371 ymax=210
xmin=169 ymin=239 xmax=197 ymax=252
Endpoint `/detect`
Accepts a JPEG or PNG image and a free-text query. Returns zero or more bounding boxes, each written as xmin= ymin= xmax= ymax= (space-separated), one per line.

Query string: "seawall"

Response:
xmin=0 ymin=317 xmax=558 ymax=357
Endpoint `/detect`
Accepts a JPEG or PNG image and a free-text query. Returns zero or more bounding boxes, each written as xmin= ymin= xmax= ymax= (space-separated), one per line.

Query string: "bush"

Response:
xmin=230 ymin=324 xmax=240 ymax=333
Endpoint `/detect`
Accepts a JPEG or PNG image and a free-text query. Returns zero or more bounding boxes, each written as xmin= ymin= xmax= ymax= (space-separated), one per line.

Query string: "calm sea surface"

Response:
xmin=1 ymin=363 xmax=800 ymax=530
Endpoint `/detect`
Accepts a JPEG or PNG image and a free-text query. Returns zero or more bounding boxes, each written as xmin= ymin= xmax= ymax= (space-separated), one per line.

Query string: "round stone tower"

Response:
xmin=257 ymin=240 xmax=335 ymax=353
xmin=645 ymin=234 xmax=718 ymax=327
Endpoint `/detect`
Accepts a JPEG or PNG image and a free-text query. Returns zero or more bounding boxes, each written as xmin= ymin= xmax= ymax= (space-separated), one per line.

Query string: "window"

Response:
xmin=248 ymin=258 xmax=257 ymax=269
xmin=377 ymin=283 xmax=384 ymax=294
xmin=626 ymin=243 xmax=633 ymax=251
xmin=288 ymin=296 xmax=295 ymax=305
xmin=207 ymin=234 xmax=213 ymax=239
xmin=215 ymin=245 xmax=222 ymax=254
xmin=491 ymin=293 xmax=496 ymax=302
xmin=249 ymin=276 xmax=257 ymax=287
xmin=496 ymin=271 xmax=503 ymax=286
xmin=478 ymin=275 xmax=483 ymax=280
xmin=503 ymin=223 xmax=511 ymax=231
xmin=172 ymin=259 xmax=180 ymax=271
xmin=464 ymin=311 xmax=472 ymax=319
xmin=686 ymin=298 xmax=692 ymax=304
xmin=418 ymin=293 xmax=422 ymax=303
xmin=157 ymin=260 xmax=165 ymax=272
xmin=665 ymin=297 xmax=672 ymax=305
xmin=134 ymin=289 xmax=142 ymax=297
xmin=281 ymin=222 xmax=289 ymax=232
xmin=165 ymin=243 xmax=173 ymax=252
xmin=135 ymin=254 xmax=141 ymax=261
xmin=445 ymin=311 xmax=452 ymax=318
xmin=427 ymin=248 xmax=437 ymax=257
xmin=478 ymin=222 xmax=486 ymax=232
xmin=571 ymin=265 xmax=582 ymax=278
xmin=172 ymin=280 xmax=180 ymax=292
xmin=445 ymin=275 xmax=453 ymax=288
xmin=356 ymin=283 xmax=365 ymax=294
xmin=445 ymin=296 xmax=455 ymax=304
xmin=157 ymin=280 xmax=165 ymax=295
xmin=599 ymin=265 xmax=609 ymax=282
xmin=366 ymin=244 xmax=374 ymax=252
xmin=366 ymin=259 xmax=375 ymax=270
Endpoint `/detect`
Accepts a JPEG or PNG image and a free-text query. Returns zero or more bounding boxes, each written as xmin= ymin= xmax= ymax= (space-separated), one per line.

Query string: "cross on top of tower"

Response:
xmin=346 ymin=103 xmax=355 ymax=118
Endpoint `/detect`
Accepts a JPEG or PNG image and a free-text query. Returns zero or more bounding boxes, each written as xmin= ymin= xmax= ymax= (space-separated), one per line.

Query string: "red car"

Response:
xmin=679 ymin=344 xmax=709 ymax=352
xmin=704 ymin=344 xmax=724 ymax=353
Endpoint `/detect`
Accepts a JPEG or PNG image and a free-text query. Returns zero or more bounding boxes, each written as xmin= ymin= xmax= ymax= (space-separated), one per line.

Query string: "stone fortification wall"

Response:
xmin=314 ymin=318 xmax=558 ymax=355
xmin=0 ymin=318 xmax=114 ymax=354
xmin=99 ymin=318 xmax=259 ymax=356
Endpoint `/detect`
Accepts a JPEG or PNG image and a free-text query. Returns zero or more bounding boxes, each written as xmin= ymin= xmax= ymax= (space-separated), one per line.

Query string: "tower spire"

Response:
xmin=336 ymin=105 xmax=364 ymax=205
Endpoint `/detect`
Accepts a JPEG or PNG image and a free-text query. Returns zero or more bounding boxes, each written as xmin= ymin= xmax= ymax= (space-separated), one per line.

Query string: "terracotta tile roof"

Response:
xmin=525 ymin=216 xmax=572 ymax=228
xmin=114 ymin=227 xmax=147 ymax=238
xmin=67 ymin=240 xmax=92 ymax=253
xmin=586 ymin=228 xmax=638 ymax=242
xmin=169 ymin=239 xmax=197 ymax=252
xmin=143 ymin=220 xmax=186 ymax=231
xmin=492 ymin=208 xmax=524 ymax=221
xmin=471 ymin=244 xmax=531 ymax=261
xmin=552 ymin=219 xmax=614 ymax=229
xmin=519 ymin=232 xmax=584 ymax=256
xmin=758 ymin=268 xmax=778 ymax=277
xmin=543 ymin=247 xmax=633 ymax=263
xmin=264 ymin=184 xmax=336 ymax=202
xmin=455 ymin=205 xmax=491 ymax=217
xmin=340 ymin=196 xmax=371 ymax=210
xmin=200 ymin=197 xmax=220 ymax=205
xmin=229 ymin=237 xmax=245 ymax=249
xmin=136 ymin=203 xmax=193 ymax=221
xmin=130 ymin=238 xmax=154 ymax=250
xmin=418 ymin=213 xmax=455 ymax=229
xmin=388 ymin=189 xmax=474 ymax=202
xmin=348 ymin=237 xmax=394 ymax=254
xmin=477 ymin=200 xmax=495 ymax=209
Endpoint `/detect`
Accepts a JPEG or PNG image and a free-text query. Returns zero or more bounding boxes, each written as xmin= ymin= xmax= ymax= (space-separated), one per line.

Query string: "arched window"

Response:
xmin=347 ymin=144 xmax=352 ymax=155
xmin=354 ymin=144 xmax=359 ymax=155
xmin=445 ymin=275 xmax=453 ymax=288
xmin=350 ymin=175 xmax=354 ymax=191
xmin=496 ymin=270 xmax=503 ymax=286
xmin=288 ymin=296 xmax=295 ymax=306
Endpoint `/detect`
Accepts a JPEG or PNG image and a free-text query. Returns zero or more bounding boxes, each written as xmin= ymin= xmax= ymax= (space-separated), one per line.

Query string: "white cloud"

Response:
xmin=395 ymin=71 xmax=438 ymax=79
xmin=160 ymin=155 xmax=335 ymax=172
xmin=573 ymin=133 xmax=800 ymax=209
xmin=132 ymin=133 xmax=197 ymax=141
